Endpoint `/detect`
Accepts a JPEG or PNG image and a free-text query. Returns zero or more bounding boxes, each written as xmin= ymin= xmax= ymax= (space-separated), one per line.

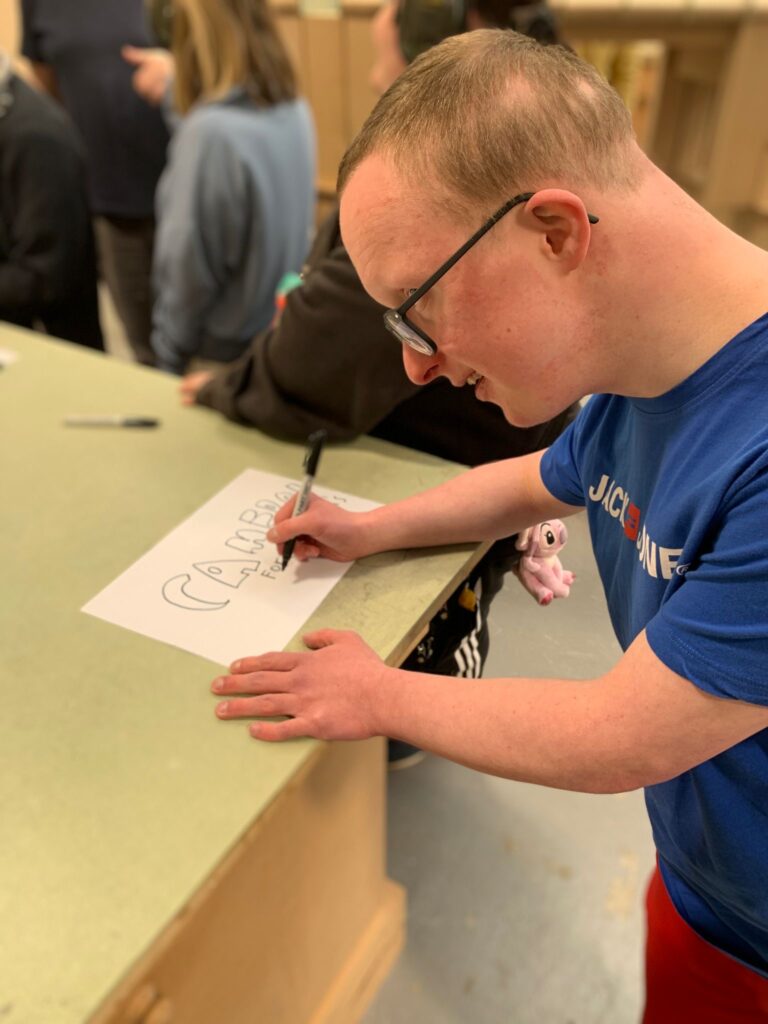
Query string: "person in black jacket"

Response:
xmin=20 ymin=0 xmax=169 ymax=365
xmin=0 ymin=56 xmax=103 ymax=350
xmin=177 ymin=0 xmax=576 ymax=766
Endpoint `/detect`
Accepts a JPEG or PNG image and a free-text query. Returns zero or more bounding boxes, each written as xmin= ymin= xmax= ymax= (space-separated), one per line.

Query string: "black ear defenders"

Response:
xmin=397 ymin=0 xmax=560 ymax=63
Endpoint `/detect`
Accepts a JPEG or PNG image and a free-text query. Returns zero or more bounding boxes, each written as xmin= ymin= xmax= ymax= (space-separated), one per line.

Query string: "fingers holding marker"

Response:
xmin=268 ymin=511 xmax=325 ymax=562
xmin=272 ymin=492 xmax=299 ymax=525
xmin=289 ymin=539 xmax=320 ymax=561
xmin=268 ymin=500 xmax=315 ymax=544
xmin=267 ymin=495 xmax=304 ymax=557
xmin=270 ymin=491 xmax=340 ymax=545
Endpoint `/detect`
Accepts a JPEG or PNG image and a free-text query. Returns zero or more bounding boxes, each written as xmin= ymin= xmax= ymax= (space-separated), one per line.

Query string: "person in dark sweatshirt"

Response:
xmin=178 ymin=0 xmax=576 ymax=766
xmin=21 ymin=0 xmax=169 ymax=365
xmin=0 ymin=55 xmax=102 ymax=350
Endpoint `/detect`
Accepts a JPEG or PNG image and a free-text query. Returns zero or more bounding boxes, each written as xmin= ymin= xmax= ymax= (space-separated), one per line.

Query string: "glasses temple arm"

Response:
xmin=400 ymin=192 xmax=598 ymax=314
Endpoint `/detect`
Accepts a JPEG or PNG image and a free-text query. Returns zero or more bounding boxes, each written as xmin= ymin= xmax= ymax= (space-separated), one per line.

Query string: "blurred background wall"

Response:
xmin=1 ymin=4 xmax=19 ymax=54
xmin=2 ymin=1 xmax=767 ymax=247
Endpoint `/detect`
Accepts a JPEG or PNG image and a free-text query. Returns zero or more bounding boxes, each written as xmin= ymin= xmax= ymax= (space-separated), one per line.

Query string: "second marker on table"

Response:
xmin=281 ymin=429 xmax=327 ymax=572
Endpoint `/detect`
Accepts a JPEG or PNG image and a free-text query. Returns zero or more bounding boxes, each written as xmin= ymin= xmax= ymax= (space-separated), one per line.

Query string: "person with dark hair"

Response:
xmin=395 ymin=0 xmax=560 ymax=64
xmin=0 ymin=54 xmax=102 ymax=350
xmin=472 ymin=0 xmax=560 ymax=44
xmin=178 ymin=1 xmax=577 ymax=767
xmin=19 ymin=0 xmax=169 ymax=365
xmin=370 ymin=0 xmax=560 ymax=91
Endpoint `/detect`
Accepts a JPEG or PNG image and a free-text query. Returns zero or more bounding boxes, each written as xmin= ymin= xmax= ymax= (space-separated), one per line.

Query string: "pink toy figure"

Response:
xmin=514 ymin=520 xmax=575 ymax=606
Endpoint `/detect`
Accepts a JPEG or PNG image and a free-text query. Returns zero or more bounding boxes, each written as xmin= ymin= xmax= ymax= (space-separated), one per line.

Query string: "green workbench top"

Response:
xmin=0 ymin=326 xmax=483 ymax=1023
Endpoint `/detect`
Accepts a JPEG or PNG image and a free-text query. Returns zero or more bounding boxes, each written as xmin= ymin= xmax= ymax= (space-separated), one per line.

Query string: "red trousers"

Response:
xmin=643 ymin=865 xmax=768 ymax=1022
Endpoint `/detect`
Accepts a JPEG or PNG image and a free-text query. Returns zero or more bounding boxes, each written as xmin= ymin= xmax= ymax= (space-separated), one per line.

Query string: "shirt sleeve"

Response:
xmin=196 ymin=212 xmax=422 ymax=440
xmin=151 ymin=118 xmax=251 ymax=374
xmin=0 ymin=115 xmax=91 ymax=314
xmin=646 ymin=449 xmax=768 ymax=706
xmin=539 ymin=405 xmax=588 ymax=507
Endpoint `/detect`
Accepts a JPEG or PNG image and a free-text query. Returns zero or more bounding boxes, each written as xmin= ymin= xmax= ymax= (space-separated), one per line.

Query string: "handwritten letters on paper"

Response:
xmin=161 ymin=482 xmax=300 ymax=612
xmin=83 ymin=469 xmax=379 ymax=666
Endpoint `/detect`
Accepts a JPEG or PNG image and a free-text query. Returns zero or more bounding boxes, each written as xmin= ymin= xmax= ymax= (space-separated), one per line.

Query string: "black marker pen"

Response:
xmin=281 ymin=429 xmax=327 ymax=572
xmin=63 ymin=415 xmax=160 ymax=428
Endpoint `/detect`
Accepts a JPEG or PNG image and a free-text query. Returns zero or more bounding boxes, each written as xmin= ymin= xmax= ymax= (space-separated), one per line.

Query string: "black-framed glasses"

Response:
xmin=383 ymin=190 xmax=600 ymax=356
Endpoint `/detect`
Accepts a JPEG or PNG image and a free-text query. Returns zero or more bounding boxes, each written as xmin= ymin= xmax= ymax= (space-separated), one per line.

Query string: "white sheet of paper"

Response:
xmin=83 ymin=468 xmax=380 ymax=666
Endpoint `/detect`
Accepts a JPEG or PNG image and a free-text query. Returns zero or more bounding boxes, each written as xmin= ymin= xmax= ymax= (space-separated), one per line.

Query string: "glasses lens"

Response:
xmin=383 ymin=310 xmax=435 ymax=355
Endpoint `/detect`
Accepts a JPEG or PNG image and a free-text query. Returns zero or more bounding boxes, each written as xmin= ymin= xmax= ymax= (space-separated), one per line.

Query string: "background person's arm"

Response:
xmin=192 ymin=212 xmax=422 ymax=440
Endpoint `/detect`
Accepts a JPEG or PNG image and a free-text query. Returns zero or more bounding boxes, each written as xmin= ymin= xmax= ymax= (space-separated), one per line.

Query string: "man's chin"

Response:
xmin=501 ymin=407 xmax=538 ymax=428
xmin=479 ymin=385 xmax=548 ymax=430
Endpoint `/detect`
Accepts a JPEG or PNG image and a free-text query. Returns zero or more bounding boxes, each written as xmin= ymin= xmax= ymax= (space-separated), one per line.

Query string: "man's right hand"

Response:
xmin=268 ymin=494 xmax=379 ymax=563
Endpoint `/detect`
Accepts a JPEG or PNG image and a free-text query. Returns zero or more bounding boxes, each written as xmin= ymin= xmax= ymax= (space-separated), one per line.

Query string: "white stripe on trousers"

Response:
xmin=453 ymin=579 xmax=484 ymax=678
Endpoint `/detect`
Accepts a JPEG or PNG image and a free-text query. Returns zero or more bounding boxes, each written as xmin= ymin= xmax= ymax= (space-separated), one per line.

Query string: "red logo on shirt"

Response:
xmin=624 ymin=503 xmax=641 ymax=541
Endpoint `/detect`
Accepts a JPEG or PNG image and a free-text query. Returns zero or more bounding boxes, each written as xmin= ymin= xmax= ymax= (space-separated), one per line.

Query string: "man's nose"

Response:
xmin=402 ymin=346 xmax=440 ymax=386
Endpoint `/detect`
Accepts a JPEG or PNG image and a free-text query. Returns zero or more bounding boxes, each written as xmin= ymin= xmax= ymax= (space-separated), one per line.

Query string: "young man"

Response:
xmin=169 ymin=1 xmax=576 ymax=766
xmin=210 ymin=31 xmax=768 ymax=1019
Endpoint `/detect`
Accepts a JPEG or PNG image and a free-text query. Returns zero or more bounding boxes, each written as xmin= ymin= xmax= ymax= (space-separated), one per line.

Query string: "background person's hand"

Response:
xmin=212 ymin=629 xmax=391 ymax=741
xmin=179 ymin=370 xmax=215 ymax=406
xmin=122 ymin=46 xmax=175 ymax=106
xmin=268 ymin=493 xmax=378 ymax=563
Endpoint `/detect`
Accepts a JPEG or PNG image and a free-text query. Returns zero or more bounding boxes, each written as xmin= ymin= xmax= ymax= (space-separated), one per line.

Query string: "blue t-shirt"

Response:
xmin=21 ymin=0 xmax=169 ymax=217
xmin=540 ymin=312 xmax=768 ymax=974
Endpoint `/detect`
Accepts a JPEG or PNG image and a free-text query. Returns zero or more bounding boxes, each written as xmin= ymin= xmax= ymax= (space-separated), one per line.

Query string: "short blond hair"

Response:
xmin=338 ymin=30 xmax=639 ymax=213
xmin=172 ymin=0 xmax=297 ymax=114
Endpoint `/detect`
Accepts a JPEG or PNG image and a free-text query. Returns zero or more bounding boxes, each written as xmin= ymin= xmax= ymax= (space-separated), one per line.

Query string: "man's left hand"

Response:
xmin=211 ymin=629 xmax=390 ymax=741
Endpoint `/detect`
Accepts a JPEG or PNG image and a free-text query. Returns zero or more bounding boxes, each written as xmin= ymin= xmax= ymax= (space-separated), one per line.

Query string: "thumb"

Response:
xmin=267 ymin=508 xmax=316 ymax=545
xmin=122 ymin=45 xmax=147 ymax=66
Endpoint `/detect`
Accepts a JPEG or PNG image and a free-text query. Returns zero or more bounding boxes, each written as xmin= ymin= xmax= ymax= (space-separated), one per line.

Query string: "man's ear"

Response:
xmin=524 ymin=189 xmax=594 ymax=270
